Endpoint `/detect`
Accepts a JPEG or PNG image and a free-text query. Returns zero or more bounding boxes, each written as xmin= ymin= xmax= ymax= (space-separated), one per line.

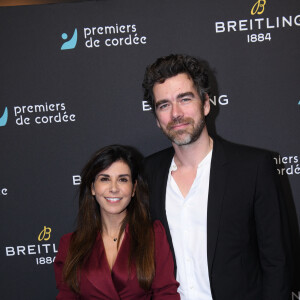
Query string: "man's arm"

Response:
xmin=254 ymin=152 xmax=290 ymax=299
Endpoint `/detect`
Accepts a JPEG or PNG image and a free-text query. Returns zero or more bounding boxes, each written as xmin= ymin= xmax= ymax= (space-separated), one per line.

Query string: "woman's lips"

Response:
xmin=105 ymin=197 xmax=122 ymax=203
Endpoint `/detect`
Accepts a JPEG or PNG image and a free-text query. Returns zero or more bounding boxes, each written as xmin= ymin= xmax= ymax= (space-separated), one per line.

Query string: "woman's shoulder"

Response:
xmin=55 ymin=233 xmax=73 ymax=263
xmin=59 ymin=232 xmax=73 ymax=243
xmin=152 ymin=220 xmax=166 ymax=234
xmin=57 ymin=232 xmax=74 ymax=251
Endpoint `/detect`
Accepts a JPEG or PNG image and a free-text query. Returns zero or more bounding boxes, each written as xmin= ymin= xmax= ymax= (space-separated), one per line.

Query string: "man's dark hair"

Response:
xmin=142 ymin=54 xmax=211 ymax=115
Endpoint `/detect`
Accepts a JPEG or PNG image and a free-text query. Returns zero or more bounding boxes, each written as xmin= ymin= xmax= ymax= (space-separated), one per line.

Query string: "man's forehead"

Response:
xmin=153 ymin=73 xmax=196 ymax=100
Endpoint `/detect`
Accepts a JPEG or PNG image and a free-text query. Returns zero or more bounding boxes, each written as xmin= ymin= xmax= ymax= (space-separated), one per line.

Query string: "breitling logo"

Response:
xmin=38 ymin=226 xmax=52 ymax=241
xmin=251 ymin=0 xmax=266 ymax=15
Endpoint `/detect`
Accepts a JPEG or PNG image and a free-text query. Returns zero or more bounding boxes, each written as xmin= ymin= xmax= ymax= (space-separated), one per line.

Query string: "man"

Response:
xmin=142 ymin=54 xmax=290 ymax=299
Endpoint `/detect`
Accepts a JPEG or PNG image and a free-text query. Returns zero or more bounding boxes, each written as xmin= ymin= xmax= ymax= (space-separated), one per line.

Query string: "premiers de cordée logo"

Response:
xmin=215 ymin=0 xmax=300 ymax=43
xmin=0 ymin=107 xmax=8 ymax=127
xmin=61 ymin=23 xmax=147 ymax=50
xmin=274 ymin=154 xmax=300 ymax=176
xmin=4 ymin=102 xmax=76 ymax=126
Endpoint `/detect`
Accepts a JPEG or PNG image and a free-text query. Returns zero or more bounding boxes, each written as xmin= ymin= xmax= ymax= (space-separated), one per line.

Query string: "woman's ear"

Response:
xmin=91 ymin=183 xmax=95 ymax=196
xmin=132 ymin=180 xmax=137 ymax=197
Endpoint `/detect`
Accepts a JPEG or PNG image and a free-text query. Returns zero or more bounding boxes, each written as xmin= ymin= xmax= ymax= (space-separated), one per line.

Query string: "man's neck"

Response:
xmin=172 ymin=129 xmax=213 ymax=169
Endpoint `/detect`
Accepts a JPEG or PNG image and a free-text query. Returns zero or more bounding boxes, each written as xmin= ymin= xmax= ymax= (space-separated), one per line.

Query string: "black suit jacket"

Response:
xmin=144 ymin=138 xmax=290 ymax=300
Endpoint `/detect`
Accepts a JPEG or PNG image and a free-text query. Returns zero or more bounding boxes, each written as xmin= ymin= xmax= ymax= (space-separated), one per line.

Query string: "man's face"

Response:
xmin=153 ymin=73 xmax=210 ymax=146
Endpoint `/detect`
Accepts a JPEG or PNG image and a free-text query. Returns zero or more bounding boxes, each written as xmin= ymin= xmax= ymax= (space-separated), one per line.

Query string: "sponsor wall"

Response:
xmin=0 ymin=0 xmax=299 ymax=298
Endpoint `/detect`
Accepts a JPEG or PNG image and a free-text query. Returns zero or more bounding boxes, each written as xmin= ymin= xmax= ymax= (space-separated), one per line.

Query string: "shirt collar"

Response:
xmin=170 ymin=149 xmax=213 ymax=172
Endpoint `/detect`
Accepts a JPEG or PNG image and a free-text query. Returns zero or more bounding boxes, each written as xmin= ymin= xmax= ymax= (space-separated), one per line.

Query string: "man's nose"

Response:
xmin=171 ymin=102 xmax=183 ymax=119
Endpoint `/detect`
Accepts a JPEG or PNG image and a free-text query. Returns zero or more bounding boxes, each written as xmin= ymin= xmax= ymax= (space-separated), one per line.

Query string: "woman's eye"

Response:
xmin=119 ymin=178 xmax=128 ymax=182
xmin=100 ymin=177 xmax=109 ymax=182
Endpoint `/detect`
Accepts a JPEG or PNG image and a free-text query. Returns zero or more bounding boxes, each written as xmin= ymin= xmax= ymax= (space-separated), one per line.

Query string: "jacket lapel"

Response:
xmin=111 ymin=225 xmax=131 ymax=292
xmin=148 ymin=148 xmax=176 ymax=268
xmin=148 ymin=148 xmax=173 ymax=228
xmin=84 ymin=234 xmax=121 ymax=299
xmin=157 ymin=152 xmax=173 ymax=229
xmin=207 ymin=138 xmax=228 ymax=275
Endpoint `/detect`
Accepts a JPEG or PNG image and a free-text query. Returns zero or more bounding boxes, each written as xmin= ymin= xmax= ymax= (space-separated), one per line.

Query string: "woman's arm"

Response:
xmin=54 ymin=233 xmax=79 ymax=300
xmin=151 ymin=220 xmax=180 ymax=299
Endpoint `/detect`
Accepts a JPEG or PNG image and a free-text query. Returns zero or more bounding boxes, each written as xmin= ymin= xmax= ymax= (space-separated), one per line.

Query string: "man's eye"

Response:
xmin=158 ymin=103 xmax=169 ymax=110
xmin=181 ymin=98 xmax=190 ymax=103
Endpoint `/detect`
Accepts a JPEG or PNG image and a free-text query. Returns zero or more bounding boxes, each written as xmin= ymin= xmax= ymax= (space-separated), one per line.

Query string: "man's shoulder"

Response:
xmin=144 ymin=147 xmax=174 ymax=179
xmin=215 ymin=137 xmax=274 ymax=163
xmin=145 ymin=147 xmax=174 ymax=165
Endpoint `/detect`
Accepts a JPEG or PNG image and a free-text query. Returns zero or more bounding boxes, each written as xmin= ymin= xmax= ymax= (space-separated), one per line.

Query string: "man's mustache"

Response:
xmin=167 ymin=117 xmax=194 ymax=130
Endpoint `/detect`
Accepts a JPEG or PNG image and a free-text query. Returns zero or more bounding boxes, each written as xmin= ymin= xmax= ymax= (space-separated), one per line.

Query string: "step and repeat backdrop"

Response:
xmin=0 ymin=0 xmax=299 ymax=298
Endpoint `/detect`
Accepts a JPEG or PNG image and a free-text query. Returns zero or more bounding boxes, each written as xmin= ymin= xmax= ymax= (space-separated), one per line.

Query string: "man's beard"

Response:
xmin=161 ymin=115 xmax=205 ymax=146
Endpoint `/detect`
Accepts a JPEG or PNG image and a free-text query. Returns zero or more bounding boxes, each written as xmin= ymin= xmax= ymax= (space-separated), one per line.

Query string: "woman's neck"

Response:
xmin=101 ymin=212 xmax=126 ymax=238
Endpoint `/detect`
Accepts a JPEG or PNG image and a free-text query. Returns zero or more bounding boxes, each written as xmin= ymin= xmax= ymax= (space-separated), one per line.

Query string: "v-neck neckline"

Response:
xmin=101 ymin=225 xmax=128 ymax=273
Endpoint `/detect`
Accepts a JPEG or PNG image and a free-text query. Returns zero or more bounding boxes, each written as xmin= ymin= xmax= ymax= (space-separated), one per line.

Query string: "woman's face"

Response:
xmin=91 ymin=160 xmax=136 ymax=219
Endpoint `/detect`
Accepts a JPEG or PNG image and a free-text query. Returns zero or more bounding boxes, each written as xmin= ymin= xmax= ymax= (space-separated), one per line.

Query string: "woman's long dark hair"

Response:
xmin=62 ymin=145 xmax=155 ymax=293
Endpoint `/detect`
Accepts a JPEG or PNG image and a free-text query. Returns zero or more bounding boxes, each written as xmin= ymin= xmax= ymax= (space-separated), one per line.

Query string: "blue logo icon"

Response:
xmin=61 ymin=28 xmax=77 ymax=50
xmin=0 ymin=107 xmax=8 ymax=127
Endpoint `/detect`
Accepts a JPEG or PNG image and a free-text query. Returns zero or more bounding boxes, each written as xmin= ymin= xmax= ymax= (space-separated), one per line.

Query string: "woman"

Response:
xmin=54 ymin=145 xmax=179 ymax=299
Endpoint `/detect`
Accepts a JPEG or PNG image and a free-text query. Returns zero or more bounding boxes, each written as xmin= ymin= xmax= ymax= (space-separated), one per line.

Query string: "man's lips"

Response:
xmin=169 ymin=122 xmax=190 ymax=130
xmin=105 ymin=197 xmax=122 ymax=203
